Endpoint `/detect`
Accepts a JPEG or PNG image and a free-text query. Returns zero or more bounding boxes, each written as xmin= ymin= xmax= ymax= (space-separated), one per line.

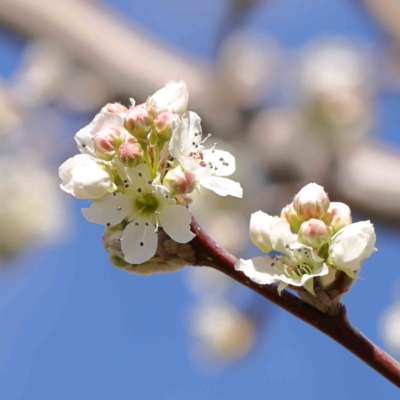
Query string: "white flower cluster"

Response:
xmin=59 ymin=80 xmax=243 ymax=265
xmin=235 ymin=183 xmax=376 ymax=294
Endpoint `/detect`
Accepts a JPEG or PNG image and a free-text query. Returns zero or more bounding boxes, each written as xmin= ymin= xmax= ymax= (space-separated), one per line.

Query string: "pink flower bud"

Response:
xmin=118 ymin=140 xmax=144 ymax=168
xmin=323 ymin=202 xmax=352 ymax=233
xmin=124 ymin=106 xmax=153 ymax=141
xmin=101 ymin=103 xmax=128 ymax=115
xmin=163 ymin=165 xmax=196 ymax=196
xmin=298 ymin=218 xmax=332 ymax=248
xmin=93 ymin=128 xmax=124 ymax=160
xmin=293 ymin=183 xmax=330 ymax=220
xmin=154 ymin=111 xmax=176 ymax=145
xmin=280 ymin=202 xmax=304 ymax=233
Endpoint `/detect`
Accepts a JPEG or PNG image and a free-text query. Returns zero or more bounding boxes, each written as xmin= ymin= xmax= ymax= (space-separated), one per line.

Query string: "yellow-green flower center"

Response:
xmin=134 ymin=192 xmax=160 ymax=219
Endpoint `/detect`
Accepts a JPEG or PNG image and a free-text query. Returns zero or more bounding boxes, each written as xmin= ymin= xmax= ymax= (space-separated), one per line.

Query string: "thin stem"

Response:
xmin=189 ymin=217 xmax=400 ymax=388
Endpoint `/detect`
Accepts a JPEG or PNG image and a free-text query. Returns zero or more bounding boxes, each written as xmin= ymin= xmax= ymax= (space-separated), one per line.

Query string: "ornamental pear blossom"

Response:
xmin=124 ymin=105 xmax=153 ymax=141
xmin=152 ymin=111 xmax=177 ymax=147
xmin=148 ymin=80 xmax=189 ymax=116
xmin=328 ymin=221 xmax=376 ymax=275
xmin=93 ymin=128 xmax=125 ymax=160
xmin=280 ymin=202 xmax=304 ymax=233
xmin=163 ymin=165 xmax=196 ymax=196
xmin=235 ymin=243 xmax=329 ymax=295
xmin=169 ymin=111 xmax=243 ymax=198
xmin=249 ymin=211 xmax=296 ymax=254
xmin=323 ymin=202 xmax=352 ymax=233
xmin=298 ymin=219 xmax=332 ymax=248
xmin=293 ymin=183 xmax=330 ymax=220
xmin=75 ymin=111 xmax=128 ymax=157
xmin=118 ymin=140 xmax=143 ymax=168
xmin=101 ymin=102 xmax=128 ymax=115
xmin=59 ymin=154 xmax=113 ymax=200
xmin=82 ymin=163 xmax=195 ymax=264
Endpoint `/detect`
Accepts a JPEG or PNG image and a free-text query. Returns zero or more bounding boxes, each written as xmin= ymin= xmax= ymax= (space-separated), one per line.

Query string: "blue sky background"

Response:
xmin=0 ymin=0 xmax=399 ymax=398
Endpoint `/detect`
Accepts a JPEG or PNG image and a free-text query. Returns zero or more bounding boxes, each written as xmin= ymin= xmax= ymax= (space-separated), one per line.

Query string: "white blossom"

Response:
xmin=59 ymin=154 xmax=113 ymax=200
xmin=169 ymin=111 xmax=243 ymax=198
xmin=328 ymin=220 xmax=376 ymax=276
xmin=82 ymin=163 xmax=195 ymax=264
xmin=147 ymin=80 xmax=189 ymax=116
xmin=249 ymin=211 xmax=296 ymax=254
xmin=235 ymin=210 xmax=329 ymax=294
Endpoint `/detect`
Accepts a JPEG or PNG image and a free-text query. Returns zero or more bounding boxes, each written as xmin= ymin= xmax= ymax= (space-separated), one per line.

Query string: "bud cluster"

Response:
xmin=59 ymin=80 xmax=243 ymax=269
xmin=235 ymin=182 xmax=376 ymax=299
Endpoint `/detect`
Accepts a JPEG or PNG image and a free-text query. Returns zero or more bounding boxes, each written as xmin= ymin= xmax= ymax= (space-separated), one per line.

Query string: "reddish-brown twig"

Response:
xmin=190 ymin=217 xmax=400 ymax=388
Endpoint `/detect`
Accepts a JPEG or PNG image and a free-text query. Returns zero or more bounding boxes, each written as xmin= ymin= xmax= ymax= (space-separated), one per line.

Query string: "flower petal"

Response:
xmin=202 ymin=149 xmax=236 ymax=177
xmin=160 ymin=205 xmax=195 ymax=243
xmin=169 ymin=111 xmax=202 ymax=158
xmin=121 ymin=221 xmax=157 ymax=264
xmin=234 ymin=256 xmax=277 ymax=285
xmin=81 ymin=193 xmax=130 ymax=225
xmin=200 ymin=176 xmax=243 ymax=198
xmin=125 ymin=163 xmax=152 ymax=191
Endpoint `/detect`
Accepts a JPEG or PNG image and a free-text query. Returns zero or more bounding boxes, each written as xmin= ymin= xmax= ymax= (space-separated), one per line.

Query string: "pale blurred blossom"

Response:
xmin=217 ymin=31 xmax=280 ymax=108
xmin=380 ymin=302 xmax=400 ymax=357
xmin=297 ymin=40 xmax=373 ymax=143
xmin=189 ymin=302 xmax=256 ymax=366
xmin=0 ymin=82 xmax=22 ymax=138
xmin=186 ymin=268 xmax=233 ymax=298
xmin=11 ymin=40 xmax=73 ymax=107
xmin=0 ymin=157 xmax=68 ymax=259
xmin=248 ymin=108 xmax=330 ymax=182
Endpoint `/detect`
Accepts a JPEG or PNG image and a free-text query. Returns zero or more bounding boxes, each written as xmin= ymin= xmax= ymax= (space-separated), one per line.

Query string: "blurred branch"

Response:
xmin=189 ymin=216 xmax=400 ymax=388
xmin=357 ymin=0 xmax=400 ymax=41
xmin=0 ymin=0 xmax=240 ymax=134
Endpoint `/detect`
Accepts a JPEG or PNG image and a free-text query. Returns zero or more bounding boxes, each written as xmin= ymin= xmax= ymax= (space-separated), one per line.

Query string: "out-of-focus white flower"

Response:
xmin=59 ymin=154 xmax=113 ymax=200
xmin=380 ymin=302 xmax=400 ymax=357
xmin=216 ymin=31 xmax=280 ymax=108
xmin=190 ymin=303 xmax=255 ymax=364
xmin=328 ymin=221 xmax=376 ymax=276
xmin=293 ymin=183 xmax=330 ymax=220
xmin=148 ymin=80 xmax=189 ymax=116
xmin=185 ymin=268 xmax=233 ymax=298
xmin=0 ymin=157 xmax=67 ymax=258
xmin=82 ymin=163 xmax=194 ymax=264
xmin=298 ymin=40 xmax=373 ymax=142
xmin=247 ymin=108 xmax=330 ymax=182
xmin=169 ymin=111 xmax=243 ymax=198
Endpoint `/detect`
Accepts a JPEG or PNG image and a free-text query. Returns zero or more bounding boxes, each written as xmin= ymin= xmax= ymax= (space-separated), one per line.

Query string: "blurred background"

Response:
xmin=0 ymin=0 xmax=400 ymax=398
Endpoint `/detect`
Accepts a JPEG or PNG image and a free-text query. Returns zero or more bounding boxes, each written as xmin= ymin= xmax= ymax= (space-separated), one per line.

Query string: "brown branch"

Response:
xmin=189 ymin=217 xmax=400 ymax=388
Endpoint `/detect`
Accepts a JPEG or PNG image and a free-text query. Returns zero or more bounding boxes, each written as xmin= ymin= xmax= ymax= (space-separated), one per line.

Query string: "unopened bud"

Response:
xmin=93 ymin=128 xmax=124 ymax=160
xmin=293 ymin=183 xmax=330 ymax=220
xmin=298 ymin=218 xmax=332 ymax=248
xmin=118 ymin=140 xmax=144 ymax=168
xmin=101 ymin=103 xmax=128 ymax=115
xmin=280 ymin=202 xmax=303 ymax=233
xmin=124 ymin=106 xmax=153 ymax=141
xmin=153 ymin=111 xmax=176 ymax=146
xmin=323 ymin=202 xmax=352 ymax=233
xmin=163 ymin=165 xmax=196 ymax=196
